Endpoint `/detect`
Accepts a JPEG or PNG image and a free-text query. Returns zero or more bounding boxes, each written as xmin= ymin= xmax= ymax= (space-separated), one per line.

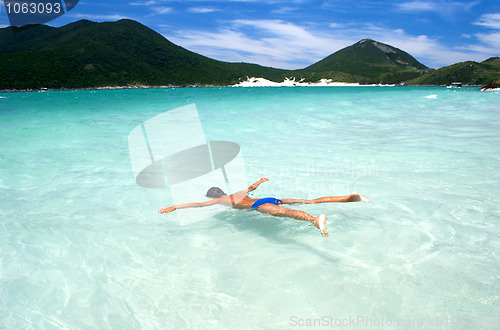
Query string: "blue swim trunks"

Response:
xmin=251 ymin=197 xmax=282 ymax=210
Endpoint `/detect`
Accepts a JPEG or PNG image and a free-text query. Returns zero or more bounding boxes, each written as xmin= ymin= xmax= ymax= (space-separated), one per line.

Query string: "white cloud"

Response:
xmin=129 ymin=1 xmax=173 ymax=16
xmin=329 ymin=22 xmax=344 ymax=29
xmin=271 ymin=7 xmax=299 ymax=14
xmin=473 ymin=13 xmax=500 ymax=30
xmin=396 ymin=1 xmax=437 ymax=12
xmin=475 ymin=31 xmax=500 ymax=48
xmin=152 ymin=6 xmax=173 ymax=14
xmin=466 ymin=31 xmax=500 ymax=57
xmin=130 ymin=1 xmax=157 ymax=6
xmin=166 ymin=20 xmax=352 ymax=69
xmin=187 ymin=7 xmax=218 ymax=13
xmin=396 ymin=1 xmax=480 ymax=17
xmin=465 ymin=13 xmax=500 ymax=59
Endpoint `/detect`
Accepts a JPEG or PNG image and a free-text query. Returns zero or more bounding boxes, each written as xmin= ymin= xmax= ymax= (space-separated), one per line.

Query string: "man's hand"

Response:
xmin=158 ymin=206 xmax=176 ymax=214
xmin=247 ymin=177 xmax=269 ymax=192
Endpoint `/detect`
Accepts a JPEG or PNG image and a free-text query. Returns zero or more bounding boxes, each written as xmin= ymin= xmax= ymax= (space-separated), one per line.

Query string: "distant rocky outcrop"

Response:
xmin=481 ymin=79 xmax=500 ymax=91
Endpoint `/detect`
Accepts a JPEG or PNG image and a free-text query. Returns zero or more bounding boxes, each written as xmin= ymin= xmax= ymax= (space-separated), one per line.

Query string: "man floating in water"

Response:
xmin=158 ymin=178 xmax=371 ymax=237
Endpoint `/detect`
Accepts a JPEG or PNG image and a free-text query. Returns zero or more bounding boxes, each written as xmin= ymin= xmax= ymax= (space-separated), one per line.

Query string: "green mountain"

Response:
xmin=298 ymin=39 xmax=431 ymax=84
xmin=405 ymin=57 xmax=500 ymax=86
xmin=0 ymin=19 xmax=287 ymax=89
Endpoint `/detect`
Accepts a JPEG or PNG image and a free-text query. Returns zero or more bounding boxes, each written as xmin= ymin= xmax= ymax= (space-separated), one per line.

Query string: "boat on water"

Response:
xmin=447 ymin=82 xmax=462 ymax=88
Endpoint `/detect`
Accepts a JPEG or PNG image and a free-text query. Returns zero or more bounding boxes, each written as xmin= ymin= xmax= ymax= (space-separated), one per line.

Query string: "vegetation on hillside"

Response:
xmin=0 ymin=19 xmax=288 ymax=89
xmin=405 ymin=58 xmax=500 ymax=86
xmin=299 ymin=39 xmax=431 ymax=84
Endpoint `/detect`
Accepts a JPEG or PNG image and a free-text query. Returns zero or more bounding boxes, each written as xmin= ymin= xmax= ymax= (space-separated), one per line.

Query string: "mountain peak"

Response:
xmin=303 ymin=39 xmax=429 ymax=83
xmin=355 ymin=39 xmax=401 ymax=54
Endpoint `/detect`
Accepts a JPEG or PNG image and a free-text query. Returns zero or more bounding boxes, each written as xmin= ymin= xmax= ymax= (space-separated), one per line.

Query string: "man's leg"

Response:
xmin=281 ymin=192 xmax=371 ymax=205
xmin=256 ymin=204 xmax=328 ymax=237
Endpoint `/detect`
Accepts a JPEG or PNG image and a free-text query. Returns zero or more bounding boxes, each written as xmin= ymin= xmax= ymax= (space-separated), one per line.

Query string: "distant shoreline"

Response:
xmin=0 ymin=85 xmax=193 ymax=94
xmin=0 ymin=82 xmax=482 ymax=94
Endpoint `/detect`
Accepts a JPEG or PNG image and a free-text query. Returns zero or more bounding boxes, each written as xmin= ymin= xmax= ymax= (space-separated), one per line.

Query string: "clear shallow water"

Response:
xmin=1 ymin=87 xmax=499 ymax=328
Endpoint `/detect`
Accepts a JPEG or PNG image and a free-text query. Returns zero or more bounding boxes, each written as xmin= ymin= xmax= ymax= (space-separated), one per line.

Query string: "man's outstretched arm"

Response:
xmin=236 ymin=177 xmax=269 ymax=194
xmin=158 ymin=198 xmax=220 ymax=214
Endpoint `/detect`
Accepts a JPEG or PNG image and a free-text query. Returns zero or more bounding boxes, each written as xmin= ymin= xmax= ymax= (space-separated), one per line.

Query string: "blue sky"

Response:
xmin=1 ymin=0 xmax=499 ymax=69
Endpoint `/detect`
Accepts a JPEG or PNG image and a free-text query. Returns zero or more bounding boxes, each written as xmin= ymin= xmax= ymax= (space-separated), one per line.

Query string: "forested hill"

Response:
xmin=0 ymin=19 xmax=287 ymax=89
xmin=406 ymin=57 xmax=500 ymax=86
xmin=298 ymin=39 xmax=431 ymax=84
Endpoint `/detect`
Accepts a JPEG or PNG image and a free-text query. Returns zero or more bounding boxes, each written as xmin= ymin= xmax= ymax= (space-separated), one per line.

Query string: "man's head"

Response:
xmin=206 ymin=187 xmax=226 ymax=198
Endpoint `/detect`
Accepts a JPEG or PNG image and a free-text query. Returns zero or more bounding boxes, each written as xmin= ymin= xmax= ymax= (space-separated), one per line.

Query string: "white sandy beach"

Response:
xmin=232 ymin=77 xmax=396 ymax=87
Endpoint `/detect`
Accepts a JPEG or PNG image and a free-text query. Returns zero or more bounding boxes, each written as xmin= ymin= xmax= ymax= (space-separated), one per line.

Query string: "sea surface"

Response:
xmin=1 ymin=87 xmax=499 ymax=329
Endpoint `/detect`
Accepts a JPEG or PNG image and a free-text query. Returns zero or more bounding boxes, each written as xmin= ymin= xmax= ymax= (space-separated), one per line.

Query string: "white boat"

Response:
xmin=447 ymin=82 xmax=462 ymax=88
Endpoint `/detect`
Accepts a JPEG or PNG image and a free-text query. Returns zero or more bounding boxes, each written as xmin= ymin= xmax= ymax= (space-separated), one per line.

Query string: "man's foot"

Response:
xmin=314 ymin=214 xmax=328 ymax=237
xmin=350 ymin=192 xmax=373 ymax=203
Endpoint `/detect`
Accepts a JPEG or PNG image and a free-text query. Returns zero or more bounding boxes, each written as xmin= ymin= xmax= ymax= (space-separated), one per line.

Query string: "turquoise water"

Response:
xmin=1 ymin=87 xmax=499 ymax=328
